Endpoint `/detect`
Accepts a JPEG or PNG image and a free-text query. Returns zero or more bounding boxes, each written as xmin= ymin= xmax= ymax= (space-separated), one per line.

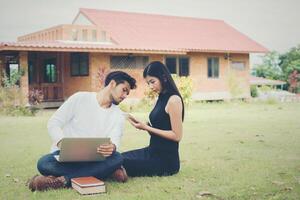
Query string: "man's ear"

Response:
xmin=109 ymin=80 xmax=117 ymax=88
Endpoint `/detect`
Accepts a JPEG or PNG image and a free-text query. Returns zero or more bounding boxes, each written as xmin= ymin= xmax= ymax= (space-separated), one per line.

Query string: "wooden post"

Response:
xmin=19 ymin=51 xmax=29 ymax=105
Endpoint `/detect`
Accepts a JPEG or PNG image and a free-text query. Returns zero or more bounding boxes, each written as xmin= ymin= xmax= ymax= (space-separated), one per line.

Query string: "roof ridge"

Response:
xmin=79 ymin=8 xmax=225 ymax=23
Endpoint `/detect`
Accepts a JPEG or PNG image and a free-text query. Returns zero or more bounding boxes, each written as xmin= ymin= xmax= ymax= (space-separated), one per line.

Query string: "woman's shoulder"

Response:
xmin=166 ymin=95 xmax=182 ymax=109
xmin=168 ymin=95 xmax=182 ymax=104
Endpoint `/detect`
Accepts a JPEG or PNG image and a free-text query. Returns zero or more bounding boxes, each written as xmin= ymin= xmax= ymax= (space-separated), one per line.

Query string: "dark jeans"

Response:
xmin=37 ymin=151 xmax=123 ymax=186
xmin=122 ymin=147 xmax=179 ymax=177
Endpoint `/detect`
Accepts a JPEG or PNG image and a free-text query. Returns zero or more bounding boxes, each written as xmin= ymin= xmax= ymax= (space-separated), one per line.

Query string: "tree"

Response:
xmin=279 ymin=45 xmax=300 ymax=92
xmin=252 ymin=51 xmax=283 ymax=80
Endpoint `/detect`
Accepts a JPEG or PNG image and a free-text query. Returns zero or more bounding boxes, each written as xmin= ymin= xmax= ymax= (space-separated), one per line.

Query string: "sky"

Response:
xmin=0 ymin=0 xmax=300 ymax=64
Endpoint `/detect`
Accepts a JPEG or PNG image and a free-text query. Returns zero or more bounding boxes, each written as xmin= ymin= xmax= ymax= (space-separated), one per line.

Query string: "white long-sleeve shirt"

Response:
xmin=47 ymin=92 xmax=125 ymax=153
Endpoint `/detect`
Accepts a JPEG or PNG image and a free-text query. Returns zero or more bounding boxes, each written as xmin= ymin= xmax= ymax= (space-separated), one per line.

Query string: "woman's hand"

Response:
xmin=128 ymin=115 xmax=148 ymax=131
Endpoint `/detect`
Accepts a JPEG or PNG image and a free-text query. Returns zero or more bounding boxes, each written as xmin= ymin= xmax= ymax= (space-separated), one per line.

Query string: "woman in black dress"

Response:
xmin=122 ymin=61 xmax=184 ymax=177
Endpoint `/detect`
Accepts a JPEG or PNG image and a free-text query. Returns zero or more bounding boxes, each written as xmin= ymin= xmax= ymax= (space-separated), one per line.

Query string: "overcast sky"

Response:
xmin=0 ymin=0 xmax=300 ymax=64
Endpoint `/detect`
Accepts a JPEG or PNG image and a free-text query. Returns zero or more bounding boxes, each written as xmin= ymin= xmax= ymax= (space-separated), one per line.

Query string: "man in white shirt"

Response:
xmin=28 ymin=71 xmax=136 ymax=191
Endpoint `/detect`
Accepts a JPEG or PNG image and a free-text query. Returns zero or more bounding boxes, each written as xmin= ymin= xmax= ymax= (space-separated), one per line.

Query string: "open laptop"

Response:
xmin=54 ymin=137 xmax=110 ymax=162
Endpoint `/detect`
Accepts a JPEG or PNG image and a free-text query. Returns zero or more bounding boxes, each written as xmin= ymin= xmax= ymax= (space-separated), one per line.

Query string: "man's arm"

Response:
xmin=47 ymin=93 xmax=79 ymax=148
xmin=108 ymin=114 xmax=125 ymax=151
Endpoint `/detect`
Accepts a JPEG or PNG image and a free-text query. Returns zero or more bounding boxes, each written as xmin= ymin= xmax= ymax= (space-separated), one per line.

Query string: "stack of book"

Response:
xmin=71 ymin=176 xmax=106 ymax=195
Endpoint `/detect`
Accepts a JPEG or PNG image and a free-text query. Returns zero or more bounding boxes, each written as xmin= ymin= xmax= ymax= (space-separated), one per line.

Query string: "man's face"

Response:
xmin=110 ymin=81 xmax=131 ymax=105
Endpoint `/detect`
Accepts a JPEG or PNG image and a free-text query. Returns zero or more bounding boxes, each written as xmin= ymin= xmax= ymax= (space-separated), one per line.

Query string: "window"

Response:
xmin=179 ymin=57 xmax=189 ymax=76
xmin=71 ymin=53 xmax=89 ymax=76
xmin=208 ymin=57 xmax=219 ymax=78
xmin=166 ymin=57 xmax=177 ymax=74
xmin=28 ymin=60 xmax=36 ymax=84
xmin=92 ymin=30 xmax=97 ymax=41
xmin=44 ymin=58 xmax=57 ymax=83
xmin=101 ymin=31 xmax=106 ymax=42
xmin=82 ymin=29 xmax=88 ymax=41
xmin=110 ymin=56 xmax=149 ymax=69
xmin=72 ymin=29 xmax=78 ymax=41
xmin=231 ymin=61 xmax=245 ymax=70
xmin=165 ymin=57 xmax=190 ymax=76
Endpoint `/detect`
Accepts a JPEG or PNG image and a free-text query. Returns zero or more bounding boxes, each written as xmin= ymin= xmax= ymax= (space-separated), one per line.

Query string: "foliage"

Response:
xmin=28 ymin=89 xmax=44 ymax=106
xmin=141 ymin=75 xmax=193 ymax=107
xmin=252 ymin=45 xmax=300 ymax=93
xmin=279 ymin=45 xmax=300 ymax=92
xmin=252 ymin=51 xmax=283 ymax=80
xmin=0 ymin=86 xmax=36 ymax=116
xmin=250 ymin=85 xmax=258 ymax=97
xmin=2 ymin=68 xmax=25 ymax=87
xmin=279 ymin=45 xmax=300 ymax=79
xmin=172 ymin=75 xmax=193 ymax=106
xmin=0 ymin=68 xmax=38 ymax=116
xmin=259 ymin=85 xmax=272 ymax=92
xmin=142 ymin=87 xmax=158 ymax=107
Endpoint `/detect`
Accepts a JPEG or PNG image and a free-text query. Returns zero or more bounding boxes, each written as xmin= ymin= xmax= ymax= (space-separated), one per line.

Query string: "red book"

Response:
xmin=71 ymin=176 xmax=105 ymax=195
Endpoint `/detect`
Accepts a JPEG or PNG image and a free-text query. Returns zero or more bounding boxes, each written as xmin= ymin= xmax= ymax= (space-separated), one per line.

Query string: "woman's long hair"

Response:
xmin=143 ymin=61 xmax=185 ymax=121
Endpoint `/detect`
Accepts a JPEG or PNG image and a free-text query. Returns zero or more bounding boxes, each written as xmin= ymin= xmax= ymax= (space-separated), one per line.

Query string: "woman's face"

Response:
xmin=145 ymin=75 xmax=162 ymax=93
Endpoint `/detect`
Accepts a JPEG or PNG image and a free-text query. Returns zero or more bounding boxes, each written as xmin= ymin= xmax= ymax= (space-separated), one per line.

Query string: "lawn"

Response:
xmin=0 ymin=102 xmax=300 ymax=200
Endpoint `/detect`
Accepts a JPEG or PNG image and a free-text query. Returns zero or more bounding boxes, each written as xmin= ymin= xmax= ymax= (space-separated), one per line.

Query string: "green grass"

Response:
xmin=0 ymin=102 xmax=300 ymax=199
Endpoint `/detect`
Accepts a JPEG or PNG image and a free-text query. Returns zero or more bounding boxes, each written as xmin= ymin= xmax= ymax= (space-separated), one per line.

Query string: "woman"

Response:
xmin=122 ymin=61 xmax=184 ymax=177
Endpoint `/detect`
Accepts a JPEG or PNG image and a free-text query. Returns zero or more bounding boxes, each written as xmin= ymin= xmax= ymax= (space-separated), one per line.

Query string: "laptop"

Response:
xmin=54 ymin=137 xmax=111 ymax=162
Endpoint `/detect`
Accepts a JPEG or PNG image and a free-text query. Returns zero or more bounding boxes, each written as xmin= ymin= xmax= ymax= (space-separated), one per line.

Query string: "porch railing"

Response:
xmin=29 ymin=83 xmax=63 ymax=102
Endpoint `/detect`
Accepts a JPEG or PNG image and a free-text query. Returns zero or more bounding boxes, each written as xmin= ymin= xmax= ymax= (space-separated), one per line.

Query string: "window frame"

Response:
xmin=70 ymin=53 xmax=89 ymax=77
xmin=207 ymin=57 xmax=220 ymax=79
xmin=165 ymin=56 xmax=190 ymax=76
xmin=110 ymin=56 xmax=149 ymax=69
xmin=231 ymin=61 xmax=246 ymax=70
xmin=43 ymin=58 xmax=57 ymax=83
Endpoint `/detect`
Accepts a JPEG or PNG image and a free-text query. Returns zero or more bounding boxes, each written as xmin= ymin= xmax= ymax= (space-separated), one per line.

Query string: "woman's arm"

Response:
xmin=128 ymin=95 xmax=183 ymax=142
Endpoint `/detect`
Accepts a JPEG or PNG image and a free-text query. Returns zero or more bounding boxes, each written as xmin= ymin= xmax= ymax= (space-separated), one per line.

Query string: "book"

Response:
xmin=71 ymin=176 xmax=106 ymax=195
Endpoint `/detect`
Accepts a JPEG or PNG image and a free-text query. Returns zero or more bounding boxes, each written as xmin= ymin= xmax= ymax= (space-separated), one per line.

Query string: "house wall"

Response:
xmin=189 ymin=52 xmax=250 ymax=100
xmin=89 ymin=53 xmax=164 ymax=99
xmin=62 ymin=53 xmax=91 ymax=98
xmin=62 ymin=52 xmax=250 ymax=100
xmin=21 ymin=51 xmax=250 ymax=102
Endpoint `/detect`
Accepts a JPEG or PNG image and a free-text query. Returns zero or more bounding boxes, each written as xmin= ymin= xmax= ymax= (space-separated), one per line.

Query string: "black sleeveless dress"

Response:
xmin=122 ymin=92 xmax=180 ymax=177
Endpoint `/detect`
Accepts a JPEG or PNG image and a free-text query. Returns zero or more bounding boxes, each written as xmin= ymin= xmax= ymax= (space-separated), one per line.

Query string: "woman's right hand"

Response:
xmin=128 ymin=115 xmax=148 ymax=131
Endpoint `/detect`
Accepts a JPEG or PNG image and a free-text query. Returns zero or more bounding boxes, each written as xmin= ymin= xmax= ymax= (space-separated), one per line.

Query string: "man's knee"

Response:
xmin=37 ymin=154 xmax=54 ymax=175
xmin=109 ymin=151 xmax=123 ymax=166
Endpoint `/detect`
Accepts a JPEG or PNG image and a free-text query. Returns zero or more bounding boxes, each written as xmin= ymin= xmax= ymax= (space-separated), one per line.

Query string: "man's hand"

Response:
xmin=97 ymin=142 xmax=116 ymax=157
xmin=57 ymin=140 xmax=62 ymax=149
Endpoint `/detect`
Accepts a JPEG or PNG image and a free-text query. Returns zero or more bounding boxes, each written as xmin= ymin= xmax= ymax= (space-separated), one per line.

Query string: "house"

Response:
xmin=250 ymin=75 xmax=286 ymax=89
xmin=0 ymin=8 xmax=268 ymax=106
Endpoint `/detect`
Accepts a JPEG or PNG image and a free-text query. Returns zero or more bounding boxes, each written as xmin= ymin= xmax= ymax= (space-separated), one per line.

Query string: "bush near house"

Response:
xmin=0 ymin=68 xmax=38 ymax=116
xmin=250 ymin=85 xmax=258 ymax=97
xmin=142 ymin=75 xmax=193 ymax=107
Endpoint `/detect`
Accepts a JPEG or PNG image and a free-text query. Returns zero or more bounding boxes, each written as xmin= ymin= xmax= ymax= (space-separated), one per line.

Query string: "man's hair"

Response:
xmin=104 ymin=71 xmax=137 ymax=89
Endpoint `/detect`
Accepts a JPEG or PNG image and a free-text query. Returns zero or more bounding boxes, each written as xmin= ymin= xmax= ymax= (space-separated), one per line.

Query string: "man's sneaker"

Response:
xmin=28 ymin=175 xmax=66 ymax=191
xmin=112 ymin=166 xmax=128 ymax=182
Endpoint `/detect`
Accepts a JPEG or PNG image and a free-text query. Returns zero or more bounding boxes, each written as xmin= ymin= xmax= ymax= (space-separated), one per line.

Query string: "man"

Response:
xmin=28 ymin=71 xmax=136 ymax=191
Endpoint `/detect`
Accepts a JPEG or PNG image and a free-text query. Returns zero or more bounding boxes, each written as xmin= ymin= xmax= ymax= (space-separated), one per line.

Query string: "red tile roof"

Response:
xmin=0 ymin=9 xmax=268 ymax=53
xmin=0 ymin=41 xmax=184 ymax=54
xmin=80 ymin=8 xmax=268 ymax=53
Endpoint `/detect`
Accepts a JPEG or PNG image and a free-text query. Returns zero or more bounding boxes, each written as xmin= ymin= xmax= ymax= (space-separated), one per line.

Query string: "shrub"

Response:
xmin=250 ymin=86 xmax=258 ymax=97
xmin=0 ymin=69 xmax=38 ymax=116
xmin=142 ymin=75 xmax=193 ymax=107
xmin=172 ymin=75 xmax=193 ymax=106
